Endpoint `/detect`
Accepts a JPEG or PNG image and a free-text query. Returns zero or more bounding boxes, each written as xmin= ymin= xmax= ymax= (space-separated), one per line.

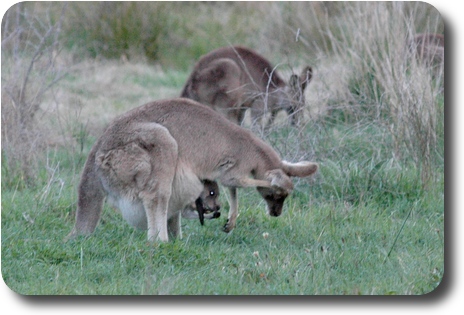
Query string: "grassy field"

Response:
xmin=1 ymin=2 xmax=444 ymax=295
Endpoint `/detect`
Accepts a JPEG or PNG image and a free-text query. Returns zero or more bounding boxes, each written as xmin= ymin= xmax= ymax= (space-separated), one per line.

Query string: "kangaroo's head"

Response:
xmin=256 ymin=185 xmax=291 ymax=217
xmin=283 ymin=66 xmax=313 ymax=125
xmin=256 ymin=161 xmax=318 ymax=217
xmin=264 ymin=66 xmax=312 ymax=126
xmin=183 ymin=179 xmax=221 ymax=225
xmin=199 ymin=179 xmax=221 ymax=216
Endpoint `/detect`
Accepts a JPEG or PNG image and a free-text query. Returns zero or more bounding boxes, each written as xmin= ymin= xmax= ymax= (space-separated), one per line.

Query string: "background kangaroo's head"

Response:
xmin=282 ymin=66 xmax=313 ymax=125
xmin=258 ymin=65 xmax=313 ymax=127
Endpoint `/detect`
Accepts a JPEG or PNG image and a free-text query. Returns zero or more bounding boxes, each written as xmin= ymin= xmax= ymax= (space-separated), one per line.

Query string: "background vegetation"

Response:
xmin=1 ymin=2 xmax=444 ymax=295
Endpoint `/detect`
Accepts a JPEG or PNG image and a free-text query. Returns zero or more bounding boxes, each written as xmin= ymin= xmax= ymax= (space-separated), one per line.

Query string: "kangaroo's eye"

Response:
xmin=210 ymin=191 xmax=215 ymax=196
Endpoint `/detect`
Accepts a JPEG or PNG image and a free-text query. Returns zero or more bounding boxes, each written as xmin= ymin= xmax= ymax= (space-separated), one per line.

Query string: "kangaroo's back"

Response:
xmin=102 ymin=98 xmax=280 ymax=174
xmin=107 ymin=98 xmax=244 ymax=143
xmin=202 ymin=46 xmax=285 ymax=89
xmin=184 ymin=46 xmax=286 ymax=93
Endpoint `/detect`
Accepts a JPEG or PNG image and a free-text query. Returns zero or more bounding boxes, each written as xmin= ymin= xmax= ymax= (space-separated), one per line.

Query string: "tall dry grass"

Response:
xmin=286 ymin=2 xmax=444 ymax=185
xmin=1 ymin=2 xmax=69 ymax=185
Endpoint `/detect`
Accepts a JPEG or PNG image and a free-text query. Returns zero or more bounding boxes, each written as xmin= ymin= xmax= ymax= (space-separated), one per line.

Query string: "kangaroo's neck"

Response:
xmin=246 ymin=136 xmax=282 ymax=179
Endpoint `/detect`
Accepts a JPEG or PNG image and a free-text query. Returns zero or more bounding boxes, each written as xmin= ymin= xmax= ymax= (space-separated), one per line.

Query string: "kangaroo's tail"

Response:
xmin=65 ymin=146 xmax=106 ymax=241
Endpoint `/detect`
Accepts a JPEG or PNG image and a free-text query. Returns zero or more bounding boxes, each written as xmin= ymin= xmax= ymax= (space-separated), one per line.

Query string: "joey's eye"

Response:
xmin=210 ymin=191 xmax=215 ymax=196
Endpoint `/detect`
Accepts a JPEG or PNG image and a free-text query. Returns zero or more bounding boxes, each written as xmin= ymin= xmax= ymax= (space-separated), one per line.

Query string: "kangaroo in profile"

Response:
xmin=181 ymin=46 xmax=312 ymax=126
xmin=67 ymin=98 xmax=318 ymax=242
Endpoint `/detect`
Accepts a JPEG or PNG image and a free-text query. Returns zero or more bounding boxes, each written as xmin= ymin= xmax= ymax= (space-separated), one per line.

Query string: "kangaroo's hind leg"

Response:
xmin=95 ymin=122 xmax=178 ymax=242
xmin=134 ymin=123 xmax=179 ymax=242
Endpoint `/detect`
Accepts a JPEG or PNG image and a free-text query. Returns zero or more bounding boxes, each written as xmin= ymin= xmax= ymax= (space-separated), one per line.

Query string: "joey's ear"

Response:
xmin=282 ymin=161 xmax=318 ymax=178
xmin=266 ymin=169 xmax=294 ymax=192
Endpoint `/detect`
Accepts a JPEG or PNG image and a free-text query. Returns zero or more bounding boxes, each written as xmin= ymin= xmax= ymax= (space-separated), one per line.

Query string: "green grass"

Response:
xmin=1 ymin=132 xmax=444 ymax=295
xmin=1 ymin=66 xmax=444 ymax=296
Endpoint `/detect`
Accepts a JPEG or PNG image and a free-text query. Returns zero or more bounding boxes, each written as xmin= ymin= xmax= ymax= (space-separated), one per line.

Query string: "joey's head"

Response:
xmin=196 ymin=179 xmax=221 ymax=225
xmin=183 ymin=179 xmax=221 ymax=224
xmin=199 ymin=179 xmax=221 ymax=215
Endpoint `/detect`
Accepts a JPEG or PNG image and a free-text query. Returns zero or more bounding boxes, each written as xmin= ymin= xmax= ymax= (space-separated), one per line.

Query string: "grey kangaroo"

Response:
xmin=67 ymin=98 xmax=318 ymax=242
xmin=181 ymin=46 xmax=312 ymax=126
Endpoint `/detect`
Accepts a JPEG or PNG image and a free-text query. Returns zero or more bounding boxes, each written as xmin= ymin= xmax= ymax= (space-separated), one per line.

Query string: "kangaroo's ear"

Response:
xmin=266 ymin=169 xmax=294 ymax=192
xmin=299 ymin=66 xmax=312 ymax=91
xmin=289 ymin=66 xmax=312 ymax=92
xmin=289 ymin=74 xmax=299 ymax=90
xmin=282 ymin=161 xmax=318 ymax=178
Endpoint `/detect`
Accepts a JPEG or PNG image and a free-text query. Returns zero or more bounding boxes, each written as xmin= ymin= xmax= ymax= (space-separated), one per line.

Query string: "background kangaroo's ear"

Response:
xmin=289 ymin=74 xmax=299 ymax=90
xmin=266 ymin=169 xmax=294 ymax=191
xmin=289 ymin=66 xmax=312 ymax=91
xmin=282 ymin=161 xmax=318 ymax=178
xmin=299 ymin=66 xmax=312 ymax=91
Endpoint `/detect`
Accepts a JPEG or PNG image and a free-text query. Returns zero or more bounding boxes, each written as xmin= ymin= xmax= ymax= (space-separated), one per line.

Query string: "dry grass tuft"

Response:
xmin=1 ymin=3 xmax=69 ymax=184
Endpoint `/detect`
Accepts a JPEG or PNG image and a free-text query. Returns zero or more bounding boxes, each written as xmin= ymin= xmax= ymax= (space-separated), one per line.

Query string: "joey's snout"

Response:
xmin=206 ymin=204 xmax=221 ymax=219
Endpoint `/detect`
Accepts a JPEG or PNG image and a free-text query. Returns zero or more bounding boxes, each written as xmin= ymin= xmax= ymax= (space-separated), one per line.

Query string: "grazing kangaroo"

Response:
xmin=67 ymin=98 xmax=318 ymax=242
xmin=181 ymin=46 xmax=312 ymax=126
